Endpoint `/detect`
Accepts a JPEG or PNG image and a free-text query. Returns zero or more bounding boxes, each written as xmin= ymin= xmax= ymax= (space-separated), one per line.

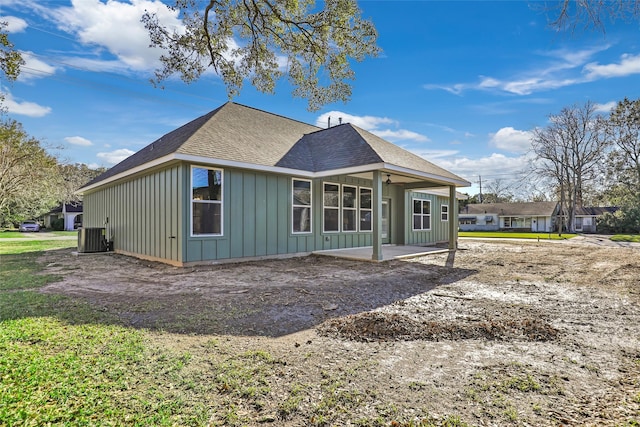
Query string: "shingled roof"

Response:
xmin=81 ymin=102 xmax=469 ymax=191
xmin=574 ymin=206 xmax=618 ymax=216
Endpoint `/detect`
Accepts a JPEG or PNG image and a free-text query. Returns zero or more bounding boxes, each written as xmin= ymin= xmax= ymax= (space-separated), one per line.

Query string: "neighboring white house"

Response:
xmin=44 ymin=202 xmax=83 ymax=231
xmin=574 ymin=206 xmax=618 ymax=233
xmin=459 ymin=202 xmax=559 ymax=232
xmin=460 ymin=202 xmax=618 ymax=233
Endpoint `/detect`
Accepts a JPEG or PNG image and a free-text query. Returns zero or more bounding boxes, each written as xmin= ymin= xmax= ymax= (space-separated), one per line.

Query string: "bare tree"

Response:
xmin=482 ymin=178 xmax=514 ymax=203
xmin=143 ymin=0 xmax=380 ymax=111
xmin=531 ymin=101 xmax=610 ymax=232
xmin=538 ymin=0 xmax=640 ymax=33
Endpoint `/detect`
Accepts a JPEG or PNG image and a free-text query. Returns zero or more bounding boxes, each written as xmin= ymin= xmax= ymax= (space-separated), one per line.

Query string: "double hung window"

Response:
xmin=323 ymin=183 xmax=340 ymax=232
xmin=412 ymin=199 xmax=431 ymax=231
xmin=359 ymin=188 xmax=372 ymax=231
xmin=191 ymin=166 xmax=223 ymax=235
xmin=441 ymin=204 xmax=449 ymax=222
xmin=342 ymin=185 xmax=357 ymax=232
xmin=292 ymin=179 xmax=312 ymax=233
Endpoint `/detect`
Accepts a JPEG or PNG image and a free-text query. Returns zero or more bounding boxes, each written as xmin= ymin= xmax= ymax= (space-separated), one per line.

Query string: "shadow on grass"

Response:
xmin=1 ymin=248 xmax=477 ymax=337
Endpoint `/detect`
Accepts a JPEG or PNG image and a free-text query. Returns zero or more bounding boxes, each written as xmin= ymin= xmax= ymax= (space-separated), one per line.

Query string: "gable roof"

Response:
xmin=48 ymin=202 xmax=83 ymax=214
xmin=574 ymin=206 xmax=618 ymax=216
xmin=81 ymin=102 xmax=469 ymax=192
xmin=276 ymin=123 xmax=464 ymax=184
xmin=463 ymin=201 xmax=559 ymax=216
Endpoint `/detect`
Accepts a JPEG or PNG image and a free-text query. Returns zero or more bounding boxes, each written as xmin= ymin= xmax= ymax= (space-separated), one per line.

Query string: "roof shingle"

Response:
xmin=82 ymin=102 xmax=469 ymax=190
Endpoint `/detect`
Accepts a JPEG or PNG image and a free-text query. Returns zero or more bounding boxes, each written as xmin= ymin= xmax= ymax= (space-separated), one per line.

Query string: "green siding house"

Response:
xmin=78 ymin=103 xmax=470 ymax=266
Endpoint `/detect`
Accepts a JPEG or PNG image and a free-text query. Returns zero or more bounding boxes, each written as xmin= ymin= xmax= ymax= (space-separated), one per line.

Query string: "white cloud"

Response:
xmin=374 ymin=129 xmax=430 ymax=143
xmin=488 ymin=127 xmax=533 ymax=154
xmin=96 ymin=148 xmax=134 ymax=165
xmin=315 ymin=111 xmax=429 ymax=143
xmin=65 ymin=136 xmax=93 ymax=146
xmin=584 ymin=53 xmax=640 ymax=79
xmin=316 ymin=111 xmax=395 ymax=130
xmin=1 ymin=15 xmax=27 ymax=32
xmin=436 ymin=153 xmax=532 ymax=184
xmin=17 ymin=51 xmax=57 ymax=82
xmin=594 ymin=101 xmax=617 ymax=113
xmin=48 ymin=0 xmax=182 ymax=72
xmin=424 ymin=46 xmax=612 ymax=96
xmin=1 ymin=91 xmax=51 ymax=117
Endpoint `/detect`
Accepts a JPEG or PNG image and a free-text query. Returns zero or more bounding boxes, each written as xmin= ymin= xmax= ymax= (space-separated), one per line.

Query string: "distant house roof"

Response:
xmin=574 ymin=206 xmax=618 ymax=216
xmin=48 ymin=202 xmax=83 ymax=214
xmin=462 ymin=201 xmax=559 ymax=216
xmin=80 ymin=102 xmax=470 ymax=192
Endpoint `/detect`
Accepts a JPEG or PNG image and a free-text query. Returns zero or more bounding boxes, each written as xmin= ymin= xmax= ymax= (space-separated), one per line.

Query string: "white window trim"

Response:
xmin=190 ymin=165 xmax=224 ymax=237
xmin=441 ymin=204 xmax=449 ymax=222
xmin=291 ymin=178 xmax=313 ymax=234
xmin=323 ymin=181 xmax=341 ymax=233
xmin=342 ymin=184 xmax=358 ymax=233
xmin=359 ymin=186 xmax=373 ymax=232
xmin=412 ymin=198 xmax=431 ymax=231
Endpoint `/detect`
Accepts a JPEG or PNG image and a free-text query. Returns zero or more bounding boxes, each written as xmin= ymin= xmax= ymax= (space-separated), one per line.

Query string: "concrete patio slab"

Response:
xmin=313 ymin=245 xmax=450 ymax=262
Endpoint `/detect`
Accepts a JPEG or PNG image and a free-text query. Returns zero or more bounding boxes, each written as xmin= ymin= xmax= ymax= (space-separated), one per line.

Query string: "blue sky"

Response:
xmin=2 ymin=0 xmax=640 ymax=197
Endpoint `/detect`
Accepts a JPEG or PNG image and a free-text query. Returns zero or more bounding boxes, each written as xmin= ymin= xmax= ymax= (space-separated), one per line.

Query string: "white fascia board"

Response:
xmin=78 ymin=154 xmax=470 ymax=194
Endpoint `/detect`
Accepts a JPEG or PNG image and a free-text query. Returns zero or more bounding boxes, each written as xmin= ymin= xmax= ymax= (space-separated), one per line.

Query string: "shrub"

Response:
xmin=51 ymin=218 xmax=65 ymax=231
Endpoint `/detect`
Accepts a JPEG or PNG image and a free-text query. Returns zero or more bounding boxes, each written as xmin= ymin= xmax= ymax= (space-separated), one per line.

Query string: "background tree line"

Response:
xmin=530 ymin=99 xmax=640 ymax=234
xmin=0 ymin=119 xmax=106 ymax=227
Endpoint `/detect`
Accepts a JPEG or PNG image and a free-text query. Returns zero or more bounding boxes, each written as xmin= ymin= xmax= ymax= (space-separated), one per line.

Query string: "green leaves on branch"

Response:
xmin=142 ymin=0 xmax=380 ymax=111
xmin=0 ymin=120 xmax=60 ymax=226
xmin=0 ymin=22 xmax=23 ymax=83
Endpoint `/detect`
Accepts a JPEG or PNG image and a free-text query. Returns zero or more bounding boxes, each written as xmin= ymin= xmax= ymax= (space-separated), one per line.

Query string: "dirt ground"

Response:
xmin=39 ymin=237 xmax=640 ymax=426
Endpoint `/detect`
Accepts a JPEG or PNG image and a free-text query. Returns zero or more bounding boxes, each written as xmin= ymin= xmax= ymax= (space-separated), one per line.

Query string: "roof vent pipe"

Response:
xmin=339 ymin=117 xmax=342 ymax=125
xmin=327 ymin=116 xmax=331 ymax=128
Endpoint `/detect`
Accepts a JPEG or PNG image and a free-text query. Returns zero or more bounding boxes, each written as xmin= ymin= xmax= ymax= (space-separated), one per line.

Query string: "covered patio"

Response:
xmin=313 ymin=244 xmax=450 ymax=262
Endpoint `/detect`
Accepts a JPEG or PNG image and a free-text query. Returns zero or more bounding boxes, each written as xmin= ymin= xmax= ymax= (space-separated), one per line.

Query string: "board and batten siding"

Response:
xmin=404 ymin=192 xmax=450 ymax=245
xmin=185 ymin=169 xmax=314 ymax=263
xmin=83 ymin=165 xmax=183 ymax=264
xmin=186 ymin=170 xmax=382 ymax=263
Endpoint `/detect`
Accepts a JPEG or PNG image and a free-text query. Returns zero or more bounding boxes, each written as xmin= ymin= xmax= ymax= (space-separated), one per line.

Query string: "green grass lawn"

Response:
xmin=458 ymin=231 xmax=577 ymax=240
xmin=0 ymin=240 xmax=77 ymax=255
xmin=0 ymin=230 xmax=28 ymax=238
xmin=48 ymin=230 xmax=78 ymax=237
xmin=610 ymin=234 xmax=640 ymax=243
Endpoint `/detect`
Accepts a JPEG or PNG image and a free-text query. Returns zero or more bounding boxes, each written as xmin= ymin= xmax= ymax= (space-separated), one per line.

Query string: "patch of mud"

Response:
xmin=317 ymin=311 xmax=559 ymax=342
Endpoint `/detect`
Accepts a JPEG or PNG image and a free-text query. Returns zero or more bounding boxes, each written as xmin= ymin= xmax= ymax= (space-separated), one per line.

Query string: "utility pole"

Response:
xmin=478 ymin=175 xmax=483 ymax=203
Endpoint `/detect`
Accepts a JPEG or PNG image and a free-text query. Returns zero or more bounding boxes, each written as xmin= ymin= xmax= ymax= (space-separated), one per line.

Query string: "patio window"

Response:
xmin=342 ymin=185 xmax=357 ymax=232
xmin=441 ymin=204 xmax=449 ymax=222
xmin=292 ymin=179 xmax=312 ymax=233
xmin=412 ymin=199 xmax=431 ymax=231
xmin=323 ymin=183 xmax=340 ymax=232
xmin=359 ymin=187 xmax=372 ymax=231
xmin=191 ymin=166 xmax=223 ymax=236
